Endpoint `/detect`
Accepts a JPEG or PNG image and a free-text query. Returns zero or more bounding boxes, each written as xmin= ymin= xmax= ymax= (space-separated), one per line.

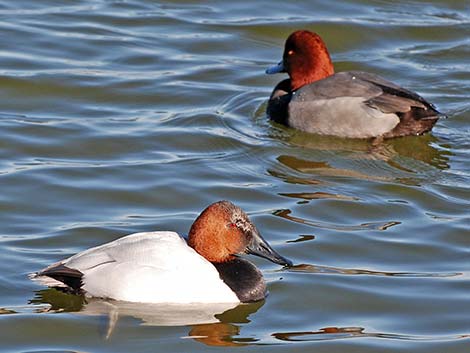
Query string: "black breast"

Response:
xmin=213 ymin=258 xmax=267 ymax=302
xmin=267 ymin=79 xmax=292 ymax=126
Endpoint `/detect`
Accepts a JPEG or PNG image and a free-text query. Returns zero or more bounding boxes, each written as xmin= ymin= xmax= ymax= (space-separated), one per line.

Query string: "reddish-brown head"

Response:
xmin=187 ymin=201 xmax=292 ymax=266
xmin=266 ymin=30 xmax=335 ymax=91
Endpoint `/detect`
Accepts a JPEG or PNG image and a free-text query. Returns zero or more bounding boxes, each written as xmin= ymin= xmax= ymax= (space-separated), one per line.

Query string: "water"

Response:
xmin=0 ymin=0 xmax=469 ymax=352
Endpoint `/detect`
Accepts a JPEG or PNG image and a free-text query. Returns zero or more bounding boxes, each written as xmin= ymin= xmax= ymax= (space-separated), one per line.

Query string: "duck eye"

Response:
xmin=229 ymin=223 xmax=237 ymax=228
xmin=288 ymin=50 xmax=294 ymax=56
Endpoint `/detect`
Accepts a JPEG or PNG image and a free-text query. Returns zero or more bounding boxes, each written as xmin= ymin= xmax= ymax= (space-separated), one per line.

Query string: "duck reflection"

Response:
xmin=270 ymin=131 xmax=450 ymax=186
xmin=189 ymin=302 xmax=264 ymax=346
xmin=30 ymin=289 xmax=264 ymax=346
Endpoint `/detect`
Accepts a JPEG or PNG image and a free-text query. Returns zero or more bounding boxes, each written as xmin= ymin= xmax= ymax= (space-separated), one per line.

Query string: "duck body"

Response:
xmin=31 ymin=201 xmax=292 ymax=304
xmin=34 ymin=232 xmax=240 ymax=303
xmin=267 ymin=30 xmax=443 ymax=139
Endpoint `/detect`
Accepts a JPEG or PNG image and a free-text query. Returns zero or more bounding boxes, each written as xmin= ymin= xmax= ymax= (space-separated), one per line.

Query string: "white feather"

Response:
xmin=37 ymin=232 xmax=239 ymax=304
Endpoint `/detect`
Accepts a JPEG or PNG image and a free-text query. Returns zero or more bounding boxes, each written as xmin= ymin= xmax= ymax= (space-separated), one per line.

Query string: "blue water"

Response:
xmin=0 ymin=0 xmax=469 ymax=352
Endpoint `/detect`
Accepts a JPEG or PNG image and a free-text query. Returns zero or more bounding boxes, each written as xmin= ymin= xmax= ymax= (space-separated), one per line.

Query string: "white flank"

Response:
xmin=34 ymin=232 xmax=240 ymax=304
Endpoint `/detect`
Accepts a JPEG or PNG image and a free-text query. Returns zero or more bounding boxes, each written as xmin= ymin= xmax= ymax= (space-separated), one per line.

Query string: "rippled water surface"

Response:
xmin=1 ymin=0 xmax=469 ymax=352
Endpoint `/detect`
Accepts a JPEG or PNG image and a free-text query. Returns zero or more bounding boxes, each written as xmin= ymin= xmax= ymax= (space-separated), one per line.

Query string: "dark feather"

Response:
xmin=213 ymin=258 xmax=266 ymax=302
xmin=38 ymin=264 xmax=84 ymax=294
xmin=268 ymin=79 xmax=292 ymax=125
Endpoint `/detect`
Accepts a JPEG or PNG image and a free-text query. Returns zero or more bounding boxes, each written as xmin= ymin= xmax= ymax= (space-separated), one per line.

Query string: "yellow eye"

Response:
xmin=288 ymin=50 xmax=294 ymax=56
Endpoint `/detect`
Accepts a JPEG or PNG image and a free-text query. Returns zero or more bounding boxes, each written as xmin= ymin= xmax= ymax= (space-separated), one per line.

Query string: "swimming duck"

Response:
xmin=30 ymin=201 xmax=292 ymax=304
xmin=266 ymin=30 xmax=443 ymax=139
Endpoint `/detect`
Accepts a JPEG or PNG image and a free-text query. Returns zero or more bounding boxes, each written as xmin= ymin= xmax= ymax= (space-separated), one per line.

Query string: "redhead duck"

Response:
xmin=266 ymin=30 xmax=444 ymax=139
xmin=30 ymin=201 xmax=292 ymax=304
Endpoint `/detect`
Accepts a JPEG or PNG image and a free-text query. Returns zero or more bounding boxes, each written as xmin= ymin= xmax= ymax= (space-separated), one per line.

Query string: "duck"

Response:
xmin=266 ymin=30 xmax=444 ymax=139
xmin=30 ymin=200 xmax=292 ymax=304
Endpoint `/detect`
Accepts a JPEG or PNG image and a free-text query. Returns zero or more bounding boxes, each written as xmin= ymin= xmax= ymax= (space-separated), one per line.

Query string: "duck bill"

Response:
xmin=265 ymin=60 xmax=285 ymax=75
xmin=246 ymin=230 xmax=292 ymax=267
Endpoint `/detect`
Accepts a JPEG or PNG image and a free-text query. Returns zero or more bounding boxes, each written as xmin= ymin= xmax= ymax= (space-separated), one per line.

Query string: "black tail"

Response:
xmin=37 ymin=264 xmax=84 ymax=294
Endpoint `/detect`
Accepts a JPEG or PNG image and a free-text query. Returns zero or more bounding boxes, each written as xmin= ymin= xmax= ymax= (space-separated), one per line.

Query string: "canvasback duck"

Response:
xmin=266 ymin=30 xmax=444 ymax=139
xmin=30 ymin=201 xmax=292 ymax=304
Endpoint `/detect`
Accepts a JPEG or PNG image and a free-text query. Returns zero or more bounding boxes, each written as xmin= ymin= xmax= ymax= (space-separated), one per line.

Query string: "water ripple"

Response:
xmin=274 ymin=209 xmax=401 ymax=231
xmin=0 ymin=0 xmax=468 ymax=352
xmin=286 ymin=263 xmax=461 ymax=278
xmin=271 ymin=326 xmax=470 ymax=343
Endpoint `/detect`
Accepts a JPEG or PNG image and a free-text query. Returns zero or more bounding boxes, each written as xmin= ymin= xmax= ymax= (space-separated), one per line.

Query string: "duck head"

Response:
xmin=266 ymin=30 xmax=335 ymax=91
xmin=188 ymin=201 xmax=292 ymax=266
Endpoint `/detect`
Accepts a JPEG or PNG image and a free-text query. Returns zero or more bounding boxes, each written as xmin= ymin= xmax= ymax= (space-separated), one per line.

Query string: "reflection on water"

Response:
xmin=272 ymin=326 xmax=470 ymax=342
xmin=30 ymin=289 xmax=87 ymax=313
xmin=274 ymin=208 xmax=401 ymax=231
xmin=0 ymin=308 xmax=17 ymax=315
xmin=267 ymin=169 xmax=323 ymax=186
xmin=279 ymin=191 xmax=359 ymax=201
xmin=286 ymin=128 xmax=449 ymax=168
xmin=30 ymin=289 xmax=264 ymax=346
xmin=287 ymin=264 xmax=461 ymax=278
xmin=286 ymin=235 xmax=315 ymax=243
xmin=271 ymin=131 xmax=450 ymax=185
xmin=188 ymin=302 xmax=265 ymax=347
xmin=188 ymin=323 xmax=246 ymax=347
xmin=30 ymin=288 xmax=468 ymax=346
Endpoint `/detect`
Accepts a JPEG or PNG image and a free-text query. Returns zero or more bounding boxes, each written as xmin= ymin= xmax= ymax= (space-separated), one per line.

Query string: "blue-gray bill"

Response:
xmin=266 ymin=60 xmax=285 ymax=75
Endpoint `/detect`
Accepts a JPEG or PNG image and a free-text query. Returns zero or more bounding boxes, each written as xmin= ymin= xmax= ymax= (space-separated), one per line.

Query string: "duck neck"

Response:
xmin=188 ymin=227 xmax=234 ymax=263
xmin=212 ymin=258 xmax=266 ymax=302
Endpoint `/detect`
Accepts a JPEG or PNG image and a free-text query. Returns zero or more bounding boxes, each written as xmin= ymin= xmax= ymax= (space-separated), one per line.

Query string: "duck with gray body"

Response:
xmin=266 ymin=30 xmax=444 ymax=139
xmin=268 ymin=71 xmax=441 ymax=139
